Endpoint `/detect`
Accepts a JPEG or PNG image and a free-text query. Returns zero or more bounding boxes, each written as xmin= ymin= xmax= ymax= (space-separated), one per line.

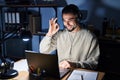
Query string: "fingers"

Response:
xmin=47 ymin=18 xmax=59 ymax=36
xmin=55 ymin=23 xmax=59 ymax=30
xmin=59 ymin=61 xmax=70 ymax=69
xmin=49 ymin=18 xmax=57 ymax=24
xmin=49 ymin=18 xmax=58 ymax=28
xmin=53 ymin=18 xmax=57 ymax=23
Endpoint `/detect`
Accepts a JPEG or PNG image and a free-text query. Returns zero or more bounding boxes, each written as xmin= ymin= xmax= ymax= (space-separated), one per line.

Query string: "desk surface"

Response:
xmin=12 ymin=59 xmax=105 ymax=80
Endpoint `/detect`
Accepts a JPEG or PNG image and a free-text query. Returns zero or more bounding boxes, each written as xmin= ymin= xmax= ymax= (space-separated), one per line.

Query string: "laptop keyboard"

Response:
xmin=59 ymin=68 xmax=70 ymax=78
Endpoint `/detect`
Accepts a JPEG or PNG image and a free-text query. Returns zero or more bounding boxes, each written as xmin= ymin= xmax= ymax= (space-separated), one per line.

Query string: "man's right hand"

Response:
xmin=46 ymin=18 xmax=59 ymax=37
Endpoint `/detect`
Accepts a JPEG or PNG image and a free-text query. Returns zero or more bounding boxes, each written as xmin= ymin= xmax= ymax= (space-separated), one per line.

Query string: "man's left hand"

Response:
xmin=59 ymin=60 xmax=76 ymax=69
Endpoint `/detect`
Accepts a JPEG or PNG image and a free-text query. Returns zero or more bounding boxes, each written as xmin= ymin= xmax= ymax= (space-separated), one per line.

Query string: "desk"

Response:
xmin=12 ymin=59 xmax=105 ymax=80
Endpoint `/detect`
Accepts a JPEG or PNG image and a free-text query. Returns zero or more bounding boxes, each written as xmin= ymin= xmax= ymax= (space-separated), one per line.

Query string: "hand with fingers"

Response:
xmin=46 ymin=18 xmax=60 ymax=37
xmin=59 ymin=60 xmax=71 ymax=69
xmin=59 ymin=60 xmax=77 ymax=69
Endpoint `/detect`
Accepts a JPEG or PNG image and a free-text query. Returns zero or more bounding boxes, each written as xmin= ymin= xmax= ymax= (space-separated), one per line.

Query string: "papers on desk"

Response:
xmin=13 ymin=59 xmax=28 ymax=72
xmin=67 ymin=70 xmax=98 ymax=80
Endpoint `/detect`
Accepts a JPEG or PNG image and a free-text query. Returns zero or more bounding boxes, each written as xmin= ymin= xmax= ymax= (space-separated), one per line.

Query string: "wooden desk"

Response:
xmin=12 ymin=59 xmax=105 ymax=80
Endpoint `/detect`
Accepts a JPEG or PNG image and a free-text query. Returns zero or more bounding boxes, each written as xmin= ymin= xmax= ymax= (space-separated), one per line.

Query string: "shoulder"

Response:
xmin=53 ymin=29 xmax=68 ymax=38
xmin=80 ymin=29 xmax=96 ymax=38
xmin=80 ymin=29 xmax=92 ymax=35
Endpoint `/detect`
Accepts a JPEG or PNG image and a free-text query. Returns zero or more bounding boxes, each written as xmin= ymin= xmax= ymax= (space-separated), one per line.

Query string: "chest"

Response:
xmin=57 ymin=33 xmax=86 ymax=48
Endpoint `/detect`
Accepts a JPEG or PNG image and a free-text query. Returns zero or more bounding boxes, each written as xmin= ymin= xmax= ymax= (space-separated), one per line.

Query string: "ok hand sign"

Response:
xmin=46 ymin=18 xmax=59 ymax=37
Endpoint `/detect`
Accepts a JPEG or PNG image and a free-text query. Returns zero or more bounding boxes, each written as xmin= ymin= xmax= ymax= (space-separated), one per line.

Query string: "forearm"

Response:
xmin=76 ymin=43 xmax=99 ymax=69
xmin=79 ymin=36 xmax=100 ymax=69
xmin=39 ymin=36 xmax=56 ymax=53
xmin=77 ymin=60 xmax=98 ymax=70
xmin=67 ymin=58 xmax=98 ymax=70
xmin=40 ymin=18 xmax=59 ymax=53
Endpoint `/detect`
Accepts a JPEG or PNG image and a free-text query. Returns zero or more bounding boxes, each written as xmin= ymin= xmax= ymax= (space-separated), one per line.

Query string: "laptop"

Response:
xmin=25 ymin=51 xmax=70 ymax=79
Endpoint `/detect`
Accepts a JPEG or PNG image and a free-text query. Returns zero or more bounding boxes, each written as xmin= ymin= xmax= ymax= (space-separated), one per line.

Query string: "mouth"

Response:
xmin=65 ymin=25 xmax=77 ymax=32
xmin=66 ymin=26 xmax=72 ymax=29
xmin=65 ymin=26 xmax=73 ymax=32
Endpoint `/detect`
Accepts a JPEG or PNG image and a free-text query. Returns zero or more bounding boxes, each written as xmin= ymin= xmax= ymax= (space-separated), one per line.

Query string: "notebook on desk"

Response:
xmin=25 ymin=51 xmax=70 ymax=79
xmin=67 ymin=70 xmax=98 ymax=80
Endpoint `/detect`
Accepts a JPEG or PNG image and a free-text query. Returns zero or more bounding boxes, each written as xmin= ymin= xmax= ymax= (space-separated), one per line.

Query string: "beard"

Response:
xmin=65 ymin=24 xmax=77 ymax=32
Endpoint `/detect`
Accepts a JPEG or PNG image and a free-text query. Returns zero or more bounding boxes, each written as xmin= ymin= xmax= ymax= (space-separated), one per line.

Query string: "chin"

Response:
xmin=66 ymin=27 xmax=73 ymax=30
xmin=67 ymin=29 xmax=73 ymax=32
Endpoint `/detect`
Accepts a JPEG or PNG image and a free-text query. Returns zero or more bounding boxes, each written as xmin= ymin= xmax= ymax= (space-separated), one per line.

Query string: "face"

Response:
xmin=62 ymin=13 xmax=78 ymax=32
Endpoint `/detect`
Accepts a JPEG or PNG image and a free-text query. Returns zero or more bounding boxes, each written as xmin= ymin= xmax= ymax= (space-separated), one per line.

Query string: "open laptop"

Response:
xmin=25 ymin=51 xmax=70 ymax=79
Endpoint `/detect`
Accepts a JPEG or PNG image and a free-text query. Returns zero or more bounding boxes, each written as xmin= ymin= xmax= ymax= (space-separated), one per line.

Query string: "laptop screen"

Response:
xmin=25 ymin=51 xmax=69 ymax=79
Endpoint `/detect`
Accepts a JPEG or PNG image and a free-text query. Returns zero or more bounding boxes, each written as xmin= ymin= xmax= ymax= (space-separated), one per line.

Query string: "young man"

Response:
xmin=40 ymin=4 xmax=100 ymax=70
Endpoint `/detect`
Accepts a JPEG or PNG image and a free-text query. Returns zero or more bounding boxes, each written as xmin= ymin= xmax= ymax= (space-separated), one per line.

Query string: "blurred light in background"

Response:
xmin=102 ymin=0 xmax=120 ymax=10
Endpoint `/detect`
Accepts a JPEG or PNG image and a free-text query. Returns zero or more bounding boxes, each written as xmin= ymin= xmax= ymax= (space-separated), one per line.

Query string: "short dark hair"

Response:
xmin=62 ymin=4 xmax=81 ymax=18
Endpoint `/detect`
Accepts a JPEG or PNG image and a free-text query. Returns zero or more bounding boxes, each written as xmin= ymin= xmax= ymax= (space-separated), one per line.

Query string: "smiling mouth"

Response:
xmin=66 ymin=25 xmax=72 ymax=28
xmin=66 ymin=27 xmax=74 ymax=32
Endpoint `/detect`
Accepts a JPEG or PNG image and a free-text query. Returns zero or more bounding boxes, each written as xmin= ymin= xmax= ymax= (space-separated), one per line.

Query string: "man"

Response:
xmin=40 ymin=4 xmax=100 ymax=70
